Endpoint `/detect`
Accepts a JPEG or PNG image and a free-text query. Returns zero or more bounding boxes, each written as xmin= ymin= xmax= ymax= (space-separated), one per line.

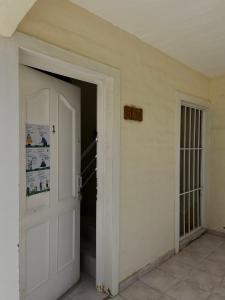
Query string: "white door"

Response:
xmin=19 ymin=65 xmax=81 ymax=300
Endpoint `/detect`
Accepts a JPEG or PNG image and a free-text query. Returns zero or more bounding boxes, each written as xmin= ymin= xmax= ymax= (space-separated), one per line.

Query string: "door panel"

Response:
xmin=20 ymin=65 xmax=81 ymax=300
xmin=58 ymin=94 xmax=76 ymax=201
xmin=25 ymin=89 xmax=50 ymax=211
xmin=57 ymin=210 xmax=76 ymax=272
xmin=26 ymin=89 xmax=50 ymax=125
xmin=26 ymin=222 xmax=50 ymax=293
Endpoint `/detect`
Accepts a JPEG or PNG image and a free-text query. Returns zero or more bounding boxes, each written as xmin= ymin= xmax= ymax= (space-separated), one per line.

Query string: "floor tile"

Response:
xmin=218 ymin=242 xmax=225 ymax=250
xmin=67 ymin=291 xmax=106 ymax=300
xmin=106 ymin=296 xmax=124 ymax=300
xmin=60 ymin=273 xmax=106 ymax=300
xmin=159 ymin=296 xmax=175 ymax=300
xmin=120 ymin=280 xmax=162 ymax=300
xmin=182 ymin=241 xmax=214 ymax=257
xmin=158 ymin=256 xmax=191 ymax=279
xmin=197 ymin=258 xmax=225 ymax=277
xmin=194 ymin=236 xmax=224 ymax=250
xmin=61 ymin=234 xmax=225 ymax=300
xmin=200 ymin=234 xmax=225 ymax=245
xmin=166 ymin=280 xmax=210 ymax=300
xmin=208 ymin=247 xmax=225 ymax=264
xmin=207 ymin=294 xmax=225 ymax=300
xmin=211 ymin=279 xmax=225 ymax=297
xmin=174 ymin=250 xmax=206 ymax=267
xmin=185 ymin=268 xmax=222 ymax=292
xmin=140 ymin=268 xmax=179 ymax=293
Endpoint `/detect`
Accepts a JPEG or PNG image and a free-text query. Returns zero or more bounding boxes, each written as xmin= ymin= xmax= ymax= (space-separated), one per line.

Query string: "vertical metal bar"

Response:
xmin=193 ymin=109 xmax=196 ymax=228
xmin=188 ymin=107 xmax=192 ymax=234
xmin=197 ymin=109 xmax=201 ymax=227
xmin=183 ymin=106 xmax=186 ymax=235
xmin=199 ymin=110 xmax=203 ymax=226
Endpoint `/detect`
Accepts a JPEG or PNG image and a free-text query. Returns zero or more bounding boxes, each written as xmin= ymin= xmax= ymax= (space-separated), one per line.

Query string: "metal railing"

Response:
xmin=81 ymin=137 xmax=97 ymax=190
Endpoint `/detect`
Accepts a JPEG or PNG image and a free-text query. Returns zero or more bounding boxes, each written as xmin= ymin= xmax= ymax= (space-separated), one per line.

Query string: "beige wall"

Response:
xmin=208 ymin=77 xmax=225 ymax=232
xmin=0 ymin=0 xmax=37 ymax=37
xmin=18 ymin=0 xmax=210 ymax=281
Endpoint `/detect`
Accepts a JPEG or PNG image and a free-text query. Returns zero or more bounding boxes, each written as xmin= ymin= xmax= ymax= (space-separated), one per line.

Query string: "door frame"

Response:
xmin=175 ymin=91 xmax=209 ymax=253
xmin=15 ymin=32 xmax=120 ymax=297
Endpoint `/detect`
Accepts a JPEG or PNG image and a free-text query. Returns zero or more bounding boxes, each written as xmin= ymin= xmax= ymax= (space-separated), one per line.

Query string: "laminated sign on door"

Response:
xmin=26 ymin=123 xmax=50 ymax=196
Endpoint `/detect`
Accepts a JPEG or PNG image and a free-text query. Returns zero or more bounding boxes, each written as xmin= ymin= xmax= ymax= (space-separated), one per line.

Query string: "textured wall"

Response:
xmin=208 ymin=77 xmax=225 ymax=233
xmin=0 ymin=37 xmax=19 ymax=300
xmin=18 ymin=0 xmax=209 ymax=281
xmin=0 ymin=0 xmax=36 ymax=37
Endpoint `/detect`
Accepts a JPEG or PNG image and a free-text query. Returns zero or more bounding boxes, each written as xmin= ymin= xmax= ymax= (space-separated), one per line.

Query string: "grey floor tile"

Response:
xmin=207 ymin=294 xmax=225 ymax=300
xmin=208 ymin=247 xmax=225 ymax=264
xmin=158 ymin=256 xmax=191 ymax=279
xmin=107 ymin=296 xmax=124 ymax=300
xmin=68 ymin=291 xmax=106 ymax=300
xmin=60 ymin=273 xmax=106 ymax=300
xmin=166 ymin=280 xmax=210 ymax=300
xmin=182 ymin=241 xmax=214 ymax=257
xmin=140 ymin=268 xmax=179 ymax=293
xmin=218 ymin=242 xmax=225 ymax=250
xmin=185 ymin=268 xmax=223 ymax=292
xmin=200 ymin=234 xmax=225 ymax=247
xmin=159 ymin=296 xmax=175 ymax=300
xmin=211 ymin=278 xmax=225 ymax=298
xmin=197 ymin=258 xmax=225 ymax=277
xmin=61 ymin=234 xmax=225 ymax=300
xmin=120 ymin=280 xmax=162 ymax=300
xmin=176 ymin=249 xmax=207 ymax=267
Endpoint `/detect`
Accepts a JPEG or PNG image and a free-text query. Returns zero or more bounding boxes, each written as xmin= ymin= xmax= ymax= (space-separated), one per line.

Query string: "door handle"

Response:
xmin=52 ymin=125 xmax=56 ymax=133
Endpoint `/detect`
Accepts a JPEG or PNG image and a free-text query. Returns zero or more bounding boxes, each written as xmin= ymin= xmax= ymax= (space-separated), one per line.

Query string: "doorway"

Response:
xmin=25 ymin=70 xmax=98 ymax=281
xmin=20 ymin=65 xmax=98 ymax=300
xmin=17 ymin=33 xmax=120 ymax=300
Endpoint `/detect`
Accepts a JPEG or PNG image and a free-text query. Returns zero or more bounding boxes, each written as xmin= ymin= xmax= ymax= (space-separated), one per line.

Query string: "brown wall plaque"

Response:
xmin=124 ymin=105 xmax=143 ymax=122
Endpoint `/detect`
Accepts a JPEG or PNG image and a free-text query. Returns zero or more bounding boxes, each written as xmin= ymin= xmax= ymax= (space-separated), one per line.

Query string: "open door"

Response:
xmin=19 ymin=65 xmax=81 ymax=300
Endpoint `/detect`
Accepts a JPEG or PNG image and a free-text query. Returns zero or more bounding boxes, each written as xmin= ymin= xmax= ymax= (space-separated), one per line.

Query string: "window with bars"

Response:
xmin=179 ymin=105 xmax=203 ymax=238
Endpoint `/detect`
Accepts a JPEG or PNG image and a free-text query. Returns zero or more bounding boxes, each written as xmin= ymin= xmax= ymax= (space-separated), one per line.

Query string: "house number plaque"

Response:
xmin=124 ymin=105 xmax=143 ymax=122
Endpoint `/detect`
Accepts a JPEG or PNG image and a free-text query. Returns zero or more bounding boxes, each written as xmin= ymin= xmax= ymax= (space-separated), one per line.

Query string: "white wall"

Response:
xmin=18 ymin=0 xmax=210 ymax=282
xmin=208 ymin=77 xmax=225 ymax=233
xmin=0 ymin=37 xmax=19 ymax=299
xmin=0 ymin=0 xmax=37 ymax=37
xmin=0 ymin=1 xmax=212 ymax=297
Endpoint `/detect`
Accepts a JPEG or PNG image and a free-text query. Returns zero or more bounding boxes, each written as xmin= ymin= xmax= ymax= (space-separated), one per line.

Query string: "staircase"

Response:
xmin=80 ymin=218 xmax=96 ymax=279
xmin=80 ymin=137 xmax=97 ymax=279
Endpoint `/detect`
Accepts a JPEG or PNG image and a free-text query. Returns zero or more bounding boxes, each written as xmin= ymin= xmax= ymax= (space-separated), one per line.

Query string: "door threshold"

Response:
xmin=58 ymin=273 xmax=106 ymax=300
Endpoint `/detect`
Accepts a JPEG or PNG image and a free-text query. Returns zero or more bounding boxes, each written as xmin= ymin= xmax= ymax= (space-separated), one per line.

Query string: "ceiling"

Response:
xmin=0 ymin=0 xmax=37 ymax=37
xmin=70 ymin=0 xmax=225 ymax=77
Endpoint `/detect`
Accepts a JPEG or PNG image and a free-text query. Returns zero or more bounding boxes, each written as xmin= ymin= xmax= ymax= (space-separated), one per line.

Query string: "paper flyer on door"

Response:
xmin=26 ymin=123 xmax=50 ymax=147
xmin=26 ymin=148 xmax=50 ymax=171
xmin=26 ymin=123 xmax=50 ymax=197
xmin=26 ymin=170 xmax=50 ymax=196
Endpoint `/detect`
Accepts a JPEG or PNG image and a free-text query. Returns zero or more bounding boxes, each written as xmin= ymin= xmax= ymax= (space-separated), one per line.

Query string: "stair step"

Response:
xmin=81 ymin=223 xmax=96 ymax=244
xmin=80 ymin=248 xmax=96 ymax=279
xmin=81 ymin=239 xmax=96 ymax=258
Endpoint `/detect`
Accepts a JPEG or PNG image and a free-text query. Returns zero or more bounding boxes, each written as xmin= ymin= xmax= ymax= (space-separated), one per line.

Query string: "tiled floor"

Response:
xmin=119 ymin=233 xmax=225 ymax=300
xmin=62 ymin=233 xmax=225 ymax=300
xmin=59 ymin=273 xmax=106 ymax=300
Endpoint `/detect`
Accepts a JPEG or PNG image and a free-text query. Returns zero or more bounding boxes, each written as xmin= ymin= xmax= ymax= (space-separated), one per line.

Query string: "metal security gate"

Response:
xmin=179 ymin=104 xmax=204 ymax=239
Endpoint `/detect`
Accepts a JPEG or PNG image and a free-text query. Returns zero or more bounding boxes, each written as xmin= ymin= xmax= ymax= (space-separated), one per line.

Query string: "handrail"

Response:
xmin=81 ymin=137 xmax=97 ymax=160
xmin=81 ymin=169 xmax=96 ymax=190
xmin=81 ymin=155 xmax=97 ymax=176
